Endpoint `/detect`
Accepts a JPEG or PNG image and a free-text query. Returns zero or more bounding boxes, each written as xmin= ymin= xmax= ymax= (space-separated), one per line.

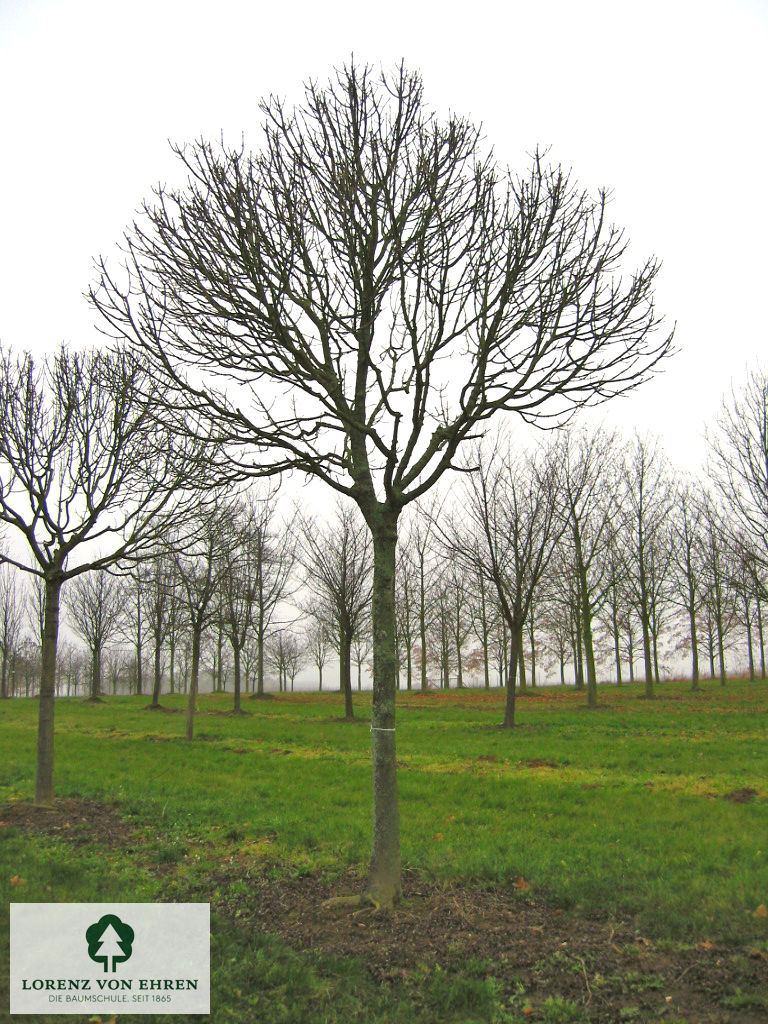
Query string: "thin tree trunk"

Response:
xmin=744 ymin=595 xmax=755 ymax=681
xmin=340 ymin=628 xmax=354 ymax=720
xmin=689 ymin=590 xmax=700 ymax=690
xmin=35 ymin=575 xmax=62 ymax=804
xmin=150 ymin=642 xmax=162 ymax=707
xmin=503 ymin=622 xmax=519 ymax=728
xmin=366 ymin=522 xmax=400 ymax=906
xmin=233 ymin=641 xmax=242 ymax=713
xmin=419 ymin=556 xmax=428 ymax=692
xmin=186 ymin=626 xmax=201 ymax=741
xmin=757 ymin=594 xmax=766 ymax=679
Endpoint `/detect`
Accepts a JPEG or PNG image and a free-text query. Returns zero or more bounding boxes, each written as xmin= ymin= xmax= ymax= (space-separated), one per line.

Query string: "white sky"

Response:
xmin=1 ymin=0 xmax=766 ymax=476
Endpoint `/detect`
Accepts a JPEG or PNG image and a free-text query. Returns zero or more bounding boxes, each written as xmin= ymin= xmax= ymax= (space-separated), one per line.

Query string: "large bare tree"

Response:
xmin=92 ymin=62 xmax=672 ymax=905
xmin=0 ymin=345 xmax=199 ymax=803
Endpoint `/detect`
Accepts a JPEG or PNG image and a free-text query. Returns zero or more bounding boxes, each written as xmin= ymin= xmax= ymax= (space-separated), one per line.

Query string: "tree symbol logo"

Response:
xmin=85 ymin=914 xmax=134 ymax=972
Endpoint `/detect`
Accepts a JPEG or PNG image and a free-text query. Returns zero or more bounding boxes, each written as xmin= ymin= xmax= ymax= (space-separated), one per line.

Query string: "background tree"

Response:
xmin=93 ymin=62 xmax=672 ymax=904
xmin=559 ymin=429 xmax=621 ymax=707
xmin=171 ymin=507 xmax=227 ymax=739
xmin=445 ymin=439 xmax=564 ymax=725
xmin=0 ymin=562 xmax=23 ymax=700
xmin=709 ymin=368 xmax=768 ymax=573
xmin=297 ymin=502 xmax=373 ymax=719
xmin=0 ymin=345 xmax=199 ymax=802
xmin=305 ymin=617 xmax=331 ymax=691
xmin=65 ymin=570 xmax=126 ymax=701
xmin=619 ymin=436 xmax=674 ymax=697
xmin=143 ymin=552 xmax=175 ymax=708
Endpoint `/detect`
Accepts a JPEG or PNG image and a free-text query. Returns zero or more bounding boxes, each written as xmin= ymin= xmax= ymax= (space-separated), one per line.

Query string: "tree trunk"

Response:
xmin=186 ymin=625 xmax=201 ymax=741
xmin=480 ymin=580 xmax=490 ymax=690
xmin=90 ymin=644 xmax=102 ymax=700
xmin=744 ymin=594 xmax=755 ymax=682
xmin=640 ymin=601 xmax=654 ymax=697
xmin=35 ymin=575 xmax=62 ymax=805
xmin=579 ymin=563 xmax=598 ymax=708
xmin=611 ymin=585 xmax=622 ymax=685
xmin=366 ymin=522 xmax=400 ymax=906
xmin=529 ymin=614 xmax=536 ymax=688
xmin=503 ymin=622 xmax=519 ymax=728
xmin=340 ymin=627 xmax=354 ymax=720
xmin=627 ymin=624 xmax=635 ymax=683
xmin=688 ymin=591 xmax=700 ymax=690
xmin=233 ymin=641 xmax=242 ymax=713
xmin=150 ymin=642 xmax=162 ymax=707
xmin=1 ymin=646 xmax=8 ymax=699
xmin=169 ymin=634 xmax=176 ymax=694
xmin=419 ymin=556 xmax=428 ymax=691
xmin=517 ymin=636 xmax=526 ymax=689
xmin=135 ymin=587 xmax=143 ymax=696
xmin=757 ymin=594 xmax=766 ymax=679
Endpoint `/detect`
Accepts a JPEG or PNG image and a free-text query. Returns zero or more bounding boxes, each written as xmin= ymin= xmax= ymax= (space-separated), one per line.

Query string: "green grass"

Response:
xmin=1 ymin=678 xmax=767 ymax=1021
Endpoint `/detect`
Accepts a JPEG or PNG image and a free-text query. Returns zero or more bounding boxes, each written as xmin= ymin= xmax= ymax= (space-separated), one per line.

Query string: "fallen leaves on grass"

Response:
xmin=753 ymin=904 xmax=767 ymax=919
xmin=9 ymin=876 xmax=26 ymax=886
xmin=513 ymin=876 xmax=531 ymax=891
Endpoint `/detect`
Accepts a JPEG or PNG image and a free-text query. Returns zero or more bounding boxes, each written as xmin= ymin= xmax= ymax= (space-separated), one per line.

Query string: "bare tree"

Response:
xmin=620 ymin=436 xmax=674 ymax=697
xmin=0 ymin=562 xmax=23 ymax=699
xmin=305 ymin=617 xmax=331 ymax=691
xmin=93 ymin=62 xmax=672 ymax=904
xmin=709 ymin=368 xmax=768 ymax=573
xmin=171 ymin=508 xmax=228 ymax=739
xmin=441 ymin=438 xmax=564 ymax=725
xmin=0 ymin=345 xmax=200 ymax=802
xmin=352 ymin=617 xmax=372 ymax=691
xmin=143 ymin=552 xmax=176 ymax=708
xmin=65 ymin=570 xmax=126 ymax=700
xmin=558 ymin=429 xmax=621 ymax=706
xmin=297 ymin=502 xmax=373 ymax=719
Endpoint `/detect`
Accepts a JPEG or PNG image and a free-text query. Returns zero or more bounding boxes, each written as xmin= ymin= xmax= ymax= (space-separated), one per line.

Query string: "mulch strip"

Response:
xmin=0 ymin=799 xmax=137 ymax=847
xmin=213 ymin=867 xmax=768 ymax=1023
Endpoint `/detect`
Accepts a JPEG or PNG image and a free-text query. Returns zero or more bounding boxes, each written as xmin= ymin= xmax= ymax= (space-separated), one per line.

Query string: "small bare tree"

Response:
xmin=709 ymin=368 xmax=768 ymax=574
xmin=0 ymin=562 xmax=23 ymax=700
xmin=0 ymin=345 xmax=200 ymax=803
xmin=65 ymin=570 xmax=126 ymax=700
xmin=297 ymin=502 xmax=373 ymax=719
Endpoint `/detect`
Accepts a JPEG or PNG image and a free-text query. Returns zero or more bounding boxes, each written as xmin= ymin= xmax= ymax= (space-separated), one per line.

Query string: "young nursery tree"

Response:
xmin=92 ymin=61 xmax=673 ymax=904
xmin=65 ymin=570 xmax=126 ymax=700
xmin=0 ymin=345 xmax=200 ymax=803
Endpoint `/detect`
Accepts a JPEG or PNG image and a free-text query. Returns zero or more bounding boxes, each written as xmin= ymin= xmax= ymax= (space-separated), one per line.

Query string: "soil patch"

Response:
xmin=724 ymin=787 xmax=759 ymax=803
xmin=520 ymin=758 xmax=559 ymax=769
xmin=0 ymin=798 xmax=137 ymax=847
xmin=207 ymin=868 xmax=768 ymax=1023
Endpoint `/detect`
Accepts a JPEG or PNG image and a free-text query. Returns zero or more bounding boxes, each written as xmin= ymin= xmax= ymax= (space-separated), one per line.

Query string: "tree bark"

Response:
xmin=366 ymin=522 xmax=400 ymax=906
xmin=35 ymin=575 xmax=62 ymax=804
xmin=419 ymin=555 xmax=428 ymax=691
xmin=503 ymin=624 xmax=519 ymax=728
xmin=232 ymin=641 xmax=242 ymax=713
xmin=339 ymin=627 xmax=354 ymax=720
xmin=186 ymin=626 xmax=201 ymax=741
xmin=90 ymin=644 xmax=102 ymax=700
xmin=150 ymin=642 xmax=162 ymax=707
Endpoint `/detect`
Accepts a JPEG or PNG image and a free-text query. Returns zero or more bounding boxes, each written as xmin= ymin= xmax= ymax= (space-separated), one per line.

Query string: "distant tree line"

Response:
xmin=3 ymin=369 xmax=767 ymax=723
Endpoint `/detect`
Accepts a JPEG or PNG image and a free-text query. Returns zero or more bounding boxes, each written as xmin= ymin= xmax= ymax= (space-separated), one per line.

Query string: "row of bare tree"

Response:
xmin=4 ymin=407 xmax=767 ymax=726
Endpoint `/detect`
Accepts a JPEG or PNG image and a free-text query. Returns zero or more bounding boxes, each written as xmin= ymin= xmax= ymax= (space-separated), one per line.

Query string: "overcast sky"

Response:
xmin=1 ymin=0 xmax=766 ymax=473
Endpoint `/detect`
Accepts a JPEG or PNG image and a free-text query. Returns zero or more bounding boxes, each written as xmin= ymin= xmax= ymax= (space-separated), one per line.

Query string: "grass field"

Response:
xmin=1 ymin=680 xmax=767 ymax=1022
